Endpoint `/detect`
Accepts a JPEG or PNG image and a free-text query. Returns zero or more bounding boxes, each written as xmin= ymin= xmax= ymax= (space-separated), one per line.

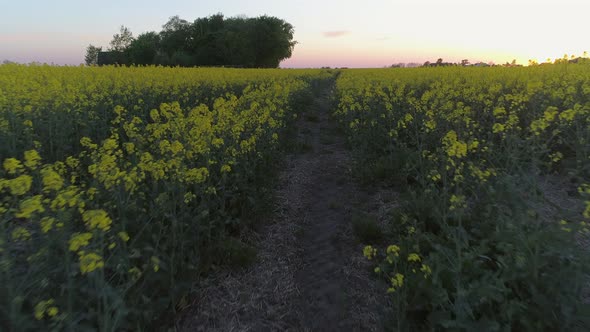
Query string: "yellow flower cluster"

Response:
xmin=151 ymin=256 xmax=161 ymax=272
xmin=334 ymin=66 xmax=590 ymax=325
xmin=41 ymin=168 xmax=64 ymax=191
xmin=5 ymin=174 xmax=33 ymax=196
xmin=34 ymin=299 xmax=59 ymax=320
xmin=12 ymin=227 xmax=31 ymax=241
xmin=82 ymin=209 xmax=112 ymax=231
xmin=420 ymin=264 xmax=432 ymax=278
xmin=78 ymin=251 xmax=105 ymax=274
xmin=365 ymin=241 xmax=432 ymax=295
xmin=15 ymin=195 xmax=44 ymax=218
xmin=407 ymin=253 xmax=421 ymax=262
xmin=69 ymin=233 xmax=93 ymax=252
xmin=118 ymin=231 xmax=130 ymax=242
xmin=4 ymin=158 xmax=23 ymax=174
xmin=442 ymin=131 xmax=468 ymax=159
xmin=363 ymin=245 xmax=377 ymax=260
xmin=449 ymin=194 xmax=467 ymax=211
xmin=387 ymin=273 xmax=405 ymax=293
xmin=530 ymin=106 xmax=559 ymax=136
xmin=0 ymin=65 xmax=328 ymax=328
xmin=24 ymin=150 xmax=42 ymax=169
xmin=40 ymin=217 xmax=58 ymax=233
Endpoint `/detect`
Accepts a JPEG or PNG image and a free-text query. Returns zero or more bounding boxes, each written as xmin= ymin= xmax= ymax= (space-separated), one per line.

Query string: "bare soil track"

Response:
xmin=178 ymin=80 xmax=387 ymax=331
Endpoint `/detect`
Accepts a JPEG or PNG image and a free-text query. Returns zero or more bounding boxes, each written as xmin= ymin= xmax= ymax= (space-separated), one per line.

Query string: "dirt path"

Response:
xmin=178 ymin=80 xmax=386 ymax=331
xmin=290 ymin=85 xmax=386 ymax=331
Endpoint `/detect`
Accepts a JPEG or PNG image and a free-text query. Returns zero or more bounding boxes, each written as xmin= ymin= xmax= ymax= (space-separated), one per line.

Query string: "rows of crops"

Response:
xmin=334 ymin=65 xmax=590 ymax=330
xmin=0 ymin=65 xmax=332 ymax=330
xmin=3 ymin=63 xmax=590 ymax=331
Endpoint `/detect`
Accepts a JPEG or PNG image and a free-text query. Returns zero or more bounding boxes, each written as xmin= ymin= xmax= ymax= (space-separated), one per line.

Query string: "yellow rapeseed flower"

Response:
xmin=150 ymin=109 xmax=160 ymax=122
xmin=34 ymin=299 xmax=58 ymax=320
xmin=102 ymin=138 xmax=118 ymax=151
xmin=420 ymin=264 xmax=432 ymax=278
xmin=65 ymin=156 xmax=79 ymax=168
xmin=389 ymin=273 xmax=404 ymax=291
xmin=8 ymin=175 xmax=32 ymax=196
xmin=24 ymin=150 xmax=42 ymax=169
xmin=559 ymin=108 xmax=576 ymax=122
xmin=117 ymin=231 xmax=130 ymax=242
xmin=82 ymin=209 xmax=112 ymax=231
xmin=47 ymin=307 xmax=59 ymax=317
xmin=80 ymin=137 xmax=97 ymax=150
xmin=123 ymin=142 xmax=136 ymax=154
xmin=68 ymin=232 xmax=93 ymax=252
xmin=86 ymin=187 xmax=98 ymax=199
xmin=185 ymin=167 xmax=209 ymax=184
xmin=408 ymin=253 xmax=421 ymax=262
xmin=543 ymin=107 xmax=558 ymax=122
xmin=442 ymin=130 xmax=468 ymax=158
xmin=492 ymin=123 xmax=505 ymax=133
xmin=15 ymin=195 xmax=45 ymax=218
xmin=128 ymin=267 xmax=142 ymax=281
xmin=424 ymin=119 xmax=437 ymax=131
xmin=151 ymin=256 xmax=161 ymax=272
xmin=78 ymin=251 xmax=104 ymax=274
xmin=12 ymin=227 xmax=31 ymax=241
xmin=386 ymin=245 xmax=401 ymax=256
xmin=3 ymin=158 xmax=23 ymax=174
xmin=220 ymin=164 xmax=231 ymax=173
xmin=50 ymin=186 xmax=82 ymax=211
xmin=212 ymin=138 xmax=224 ymax=147
xmin=363 ymin=245 xmax=377 ymax=260
xmin=550 ymin=152 xmax=563 ymax=163
xmin=493 ymin=107 xmax=507 ymax=117
xmin=170 ymin=141 xmax=184 ymax=155
xmin=41 ymin=168 xmax=64 ymax=191
xmin=449 ymin=194 xmax=467 ymax=211
xmin=184 ymin=192 xmax=196 ymax=203
xmin=40 ymin=217 xmax=56 ymax=233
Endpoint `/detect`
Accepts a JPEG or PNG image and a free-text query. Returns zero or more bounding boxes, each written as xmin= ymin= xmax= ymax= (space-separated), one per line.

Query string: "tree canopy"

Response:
xmin=88 ymin=14 xmax=296 ymax=68
xmin=84 ymin=45 xmax=102 ymax=66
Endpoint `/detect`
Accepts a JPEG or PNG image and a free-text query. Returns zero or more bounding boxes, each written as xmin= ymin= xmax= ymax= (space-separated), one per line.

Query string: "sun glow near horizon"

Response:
xmin=282 ymin=0 xmax=590 ymax=67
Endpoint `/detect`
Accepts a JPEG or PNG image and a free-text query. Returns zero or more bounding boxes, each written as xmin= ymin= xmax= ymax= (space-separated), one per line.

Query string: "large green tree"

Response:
xmin=109 ymin=26 xmax=134 ymax=52
xmin=250 ymin=15 xmax=296 ymax=68
xmin=84 ymin=44 xmax=102 ymax=65
xmin=93 ymin=14 xmax=296 ymax=68
xmin=126 ymin=32 xmax=160 ymax=65
xmin=160 ymin=16 xmax=191 ymax=57
xmin=188 ymin=14 xmax=227 ymax=66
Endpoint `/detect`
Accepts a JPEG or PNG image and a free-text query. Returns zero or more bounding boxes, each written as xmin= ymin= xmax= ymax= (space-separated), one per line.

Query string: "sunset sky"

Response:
xmin=1 ymin=0 xmax=588 ymax=67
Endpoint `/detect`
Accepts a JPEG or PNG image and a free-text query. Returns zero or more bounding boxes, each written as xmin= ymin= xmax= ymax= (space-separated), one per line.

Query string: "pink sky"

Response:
xmin=1 ymin=0 xmax=589 ymax=67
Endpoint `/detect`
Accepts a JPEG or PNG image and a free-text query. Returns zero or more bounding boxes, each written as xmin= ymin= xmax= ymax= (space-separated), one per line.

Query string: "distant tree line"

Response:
xmin=530 ymin=52 xmax=590 ymax=66
xmin=85 ymin=14 xmax=296 ymax=68
xmin=388 ymin=59 xmax=496 ymax=68
xmin=418 ymin=58 xmax=496 ymax=67
xmin=404 ymin=53 xmax=590 ymax=68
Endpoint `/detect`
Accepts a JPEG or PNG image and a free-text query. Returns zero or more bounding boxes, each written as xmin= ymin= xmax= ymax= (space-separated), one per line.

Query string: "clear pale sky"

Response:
xmin=1 ymin=0 xmax=588 ymax=67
